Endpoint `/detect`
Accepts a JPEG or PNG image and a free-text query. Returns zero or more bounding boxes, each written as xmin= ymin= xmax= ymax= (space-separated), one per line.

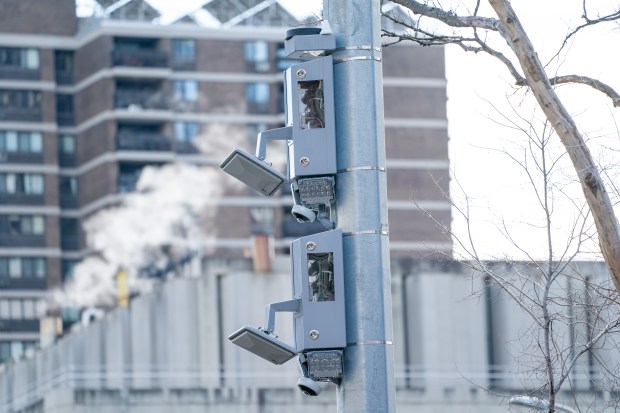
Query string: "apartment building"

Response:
xmin=0 ymin=0 xmax=450 ymax=363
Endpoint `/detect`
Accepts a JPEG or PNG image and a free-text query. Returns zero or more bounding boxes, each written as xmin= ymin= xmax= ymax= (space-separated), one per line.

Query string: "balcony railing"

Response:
xmin=0 ymin=107 xmax=42 ymax=122
xmin=0 ymin=152 xmax=44 ymax=164
xmin=175 ymin=141 xmax=199 ymax=154
xmin=60 ymin=194 xmax=78 ymax=209
xmin=58 ymin=153 xmax=76 ymax=167
xmin=281 ymin=219 xmax=326 ymax=239
xmin=112 ymin=49 xmax=168 ymax=68
xmin=0 ymin=319 xmax=40 ymax=333
xmin=57 ymin=111 xmax=74 ymax=126
xmin=117 ymin=131 xmax=171 ymax=151
xmin=0 ymin=193 xmax=45 ymax=206
xmin=55 ymin=71 xmax=73 ymax=85
xmin=247 ymin=101 xmax=271 ymax=114
xmin=0 ymin=66 xmax=40 ymax=80
xmin=245 ymin=61 xmax=270 ymax=73
xmin=0 ymin=234 xmax=45 ymax=247
xmin=115 ymin=90 xmax=168 ymax=110
xmin=171 ymin=57 xmax=195 ymax=71
xmin=0 ymin=277 xmax=46 ymax=290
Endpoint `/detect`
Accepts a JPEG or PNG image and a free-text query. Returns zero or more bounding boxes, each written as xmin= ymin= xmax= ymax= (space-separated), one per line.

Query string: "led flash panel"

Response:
xmin=306 ymin=350 xmax=343 ymax=380
xmin=297 ymin=177 xmax=335 ymax=207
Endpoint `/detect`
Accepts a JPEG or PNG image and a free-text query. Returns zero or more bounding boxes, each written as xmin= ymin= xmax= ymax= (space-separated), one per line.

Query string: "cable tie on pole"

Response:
xmin=343 ymin=230 xmax=389 ymax=237
xmin=346 ymin=340 xmax=393 ymax=347
xmin=337 ymin=166 xmax=386 ymax=173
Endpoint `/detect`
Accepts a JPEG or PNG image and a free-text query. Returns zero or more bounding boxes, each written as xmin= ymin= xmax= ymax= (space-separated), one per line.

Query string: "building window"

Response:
xmin=175 ymin=121 xmax=200 ymax=143
xmin=0 ymin=341 xmax=36 ymax=364
xmin=58 ymin=135 xmax=75 ymax=154
xmin=173 ymin=80 xmax=198 ymax=102
xmin=62 ymin=259 xmax=77 ymax=283
xmin=244 ymin=41 xmax=269 ymax=72
xmin=246 ymin=83 xmax=270 ymax=103
xmin=0 ymin=301 xmax=8 ymax=319
xmin=0 ymin=173 xmax=44 ymax=195
xmin=56 ymin=94 xmax=74 ymax=125
xmin=59 ymin=176 xmax=77 ymax=197
xmin=0 ymin=257 xmax=45 ymax=279
xmin=56 ymin=94 xmax=73 ymax=111
xmin=0 ymin=131 xmax=42 ymax=153
xmin=59 ymin=177 xmax=78 ymax=208
xmin=0 ymin=299 xmax=40 ymax=320
xmin=172 ymin=39 xmax=196 ymax=60
xmin=0 ymin=48 xmax=39 ymax=69
xmin=175 ymin=121 xmax=200 ymax=153
xmin=276 ymin=43 xmax=298 ymax=71
xmin=246 ymin=83 xmax=270 ymax=113
xmin=10 ymin=300 xmax=22 ymax=319
xmin=55 ymin=50 xmax=73 ymax=72
xmin=171 ymin=39 xmax=196 ymax=70
xmin=0 ymin=342 xmax=9 ymax=362
xmin=118 ymin=164 xmax=145 ymax=193
xmin=22 ymin=300 xmax=36 ymax=319
xmin=0 ymin=90 xmax=41 ymax=109
xmin=0 ymin=215 xmax=45 ymax=235
xmin=55 ymin=50 xmax=73 ymax=84
xmin=60 ymin=218 xmax=79 ymax=250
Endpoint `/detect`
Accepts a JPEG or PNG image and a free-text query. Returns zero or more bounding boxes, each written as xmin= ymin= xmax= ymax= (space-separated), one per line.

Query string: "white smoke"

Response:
xmin=54 ymin=118 xmax=283 ymax=308
xmin=56 ymin=162 xmax=224 ymax=308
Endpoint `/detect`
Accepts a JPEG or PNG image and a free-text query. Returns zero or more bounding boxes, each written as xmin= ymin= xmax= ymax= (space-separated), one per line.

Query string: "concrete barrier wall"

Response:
xmin=0 ymin=258 xmax=617 ymax=413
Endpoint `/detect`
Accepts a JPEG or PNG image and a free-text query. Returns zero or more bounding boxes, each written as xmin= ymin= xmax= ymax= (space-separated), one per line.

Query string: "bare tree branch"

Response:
xmin=487 ymin=0 xmax=620 ymax=296
xmin=389 ymin=0 xmax=500 ymax=30
xmin=555 ymin=316 xmax=620 ymax=392
xmin=550 ymin=6 xmax=620 ymax=64
xmin=382 ymin=3 xmax=620 ymax=107
xmin=549 ymin=75 xmax=620 ymax=107
xmin=387 ymin=3 xmax=620 ymax=407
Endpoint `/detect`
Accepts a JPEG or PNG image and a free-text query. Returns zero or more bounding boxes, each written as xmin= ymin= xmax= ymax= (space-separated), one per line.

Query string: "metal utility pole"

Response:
xmin=325 ymin=0 xmax=397 ymax=411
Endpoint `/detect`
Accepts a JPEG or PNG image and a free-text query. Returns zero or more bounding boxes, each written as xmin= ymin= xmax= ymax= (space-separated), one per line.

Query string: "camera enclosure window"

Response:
xmin=308 ymin=252 xmax=335 ymax=302
xmin=298 ymin=80 xmax=325 ymax=129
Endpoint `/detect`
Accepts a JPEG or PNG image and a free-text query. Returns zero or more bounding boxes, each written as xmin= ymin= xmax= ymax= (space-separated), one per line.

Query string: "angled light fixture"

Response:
xmin=228 ymin=325 xmax=297 ymax=365
xmin=220 ymin=148 xmax=286 ymax=196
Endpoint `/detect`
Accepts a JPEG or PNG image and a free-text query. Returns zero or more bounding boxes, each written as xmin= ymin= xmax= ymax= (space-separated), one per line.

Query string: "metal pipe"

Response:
xmin=324 ymin=0 xmax=396 ymax=411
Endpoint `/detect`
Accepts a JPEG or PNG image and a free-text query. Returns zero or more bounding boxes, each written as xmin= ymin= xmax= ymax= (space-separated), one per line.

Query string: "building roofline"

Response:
xmin=0 ymin=19 xmax=290 ymax=49
xmin=0 ymin=19 xmax=437 ymax=49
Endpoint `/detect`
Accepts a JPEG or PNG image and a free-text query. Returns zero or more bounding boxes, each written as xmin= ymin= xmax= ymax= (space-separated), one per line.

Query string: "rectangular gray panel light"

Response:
xmin=228 ymin=325 xmax=297 ymax=365
xmin=220 ymin=148 xmax=286 ymax=196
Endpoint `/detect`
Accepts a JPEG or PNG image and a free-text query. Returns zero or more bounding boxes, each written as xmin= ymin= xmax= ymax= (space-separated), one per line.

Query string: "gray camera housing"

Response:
xmin=284 ymin=32 xmax=336 ymax=60
xmin=284 ymin=56 xmax=336 ymax=179
xmin=291 ymin=229 xmax=346 ymax=351
xmin=229 ymin=230 xmax=345 ymax=363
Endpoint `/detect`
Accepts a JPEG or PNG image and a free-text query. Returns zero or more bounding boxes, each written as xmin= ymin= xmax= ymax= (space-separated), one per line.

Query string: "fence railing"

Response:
xmin=0 ymin=363 xmax=606 ymax=413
